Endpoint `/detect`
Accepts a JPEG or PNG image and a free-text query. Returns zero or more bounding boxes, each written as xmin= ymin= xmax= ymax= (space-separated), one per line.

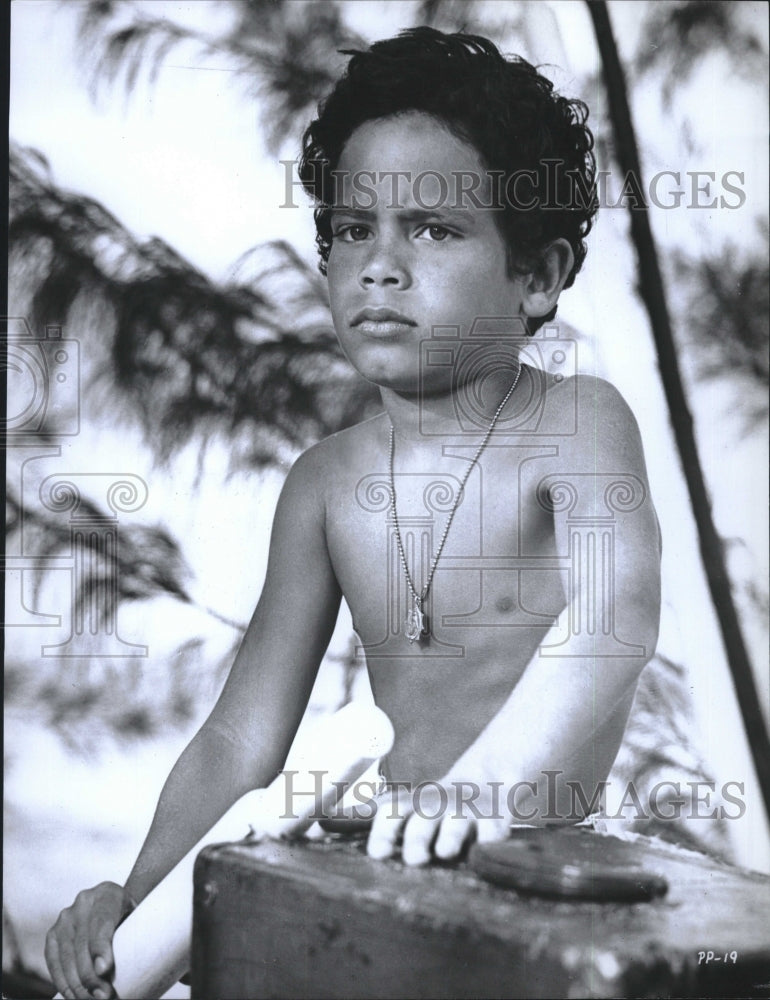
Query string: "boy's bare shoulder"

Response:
xmin=286 ymin=413 xmax=385 ymax=486
xmin=538 ymin=370 xmax=648 ymax=471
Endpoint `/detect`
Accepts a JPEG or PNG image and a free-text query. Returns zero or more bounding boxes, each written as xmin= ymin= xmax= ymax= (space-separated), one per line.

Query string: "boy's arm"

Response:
xmin=369 ymin=377 xmax=661 ymax=865
xmin=45 ymin=446 xmax=342 ymax=998
xmin=124 ymin=445 xmax=342 ymax=901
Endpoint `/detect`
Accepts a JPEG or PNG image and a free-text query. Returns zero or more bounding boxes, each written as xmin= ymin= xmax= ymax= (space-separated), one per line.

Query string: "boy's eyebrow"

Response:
xmin=328 ymin=206 xmax=373 ymax=219
xmin=329 ymin=206 xmax=475 ymax=224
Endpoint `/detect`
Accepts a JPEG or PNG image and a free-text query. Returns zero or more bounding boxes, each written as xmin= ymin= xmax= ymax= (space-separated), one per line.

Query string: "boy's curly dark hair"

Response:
xmin=299 ymin=27 xmax=597 ymax=325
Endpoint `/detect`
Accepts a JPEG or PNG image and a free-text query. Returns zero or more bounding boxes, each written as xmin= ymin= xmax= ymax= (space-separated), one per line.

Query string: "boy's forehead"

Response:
xmin=338 ymin=112 xmax=483 ymax=173
xmin=334 ymin=112 xmax=494 ymax=211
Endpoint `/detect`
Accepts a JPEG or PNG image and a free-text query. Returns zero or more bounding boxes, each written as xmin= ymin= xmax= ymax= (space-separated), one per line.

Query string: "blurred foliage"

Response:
xmin=5 ymin=636 xmax=231 ymax=753
xmin=670 ymin=236 xmax=769 ymax=425
xmin=5 ymin=482 xmax=219 ymax=749
xmin=6 ymin=487 xmax=192 ymax=614
xmin=634 ymin=0 xmax=768 ymax=106
xmin=75 ymin=0 xmax=365 ymax=152
xmin=416 ymin=0 xmax=506 ymax=35
xmin=9 ymin=143 xmax=379 ymax=468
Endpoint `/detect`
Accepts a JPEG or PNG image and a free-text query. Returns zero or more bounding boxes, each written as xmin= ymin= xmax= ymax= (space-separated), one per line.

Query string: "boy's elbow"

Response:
xmin=624 ymin=582 xmax=661 ymax=669
xmin=639 ymin=604 xmax=660 ymax=668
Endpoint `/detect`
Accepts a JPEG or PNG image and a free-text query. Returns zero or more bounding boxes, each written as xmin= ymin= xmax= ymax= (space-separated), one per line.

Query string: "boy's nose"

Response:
xmin=358 ymin=241 xmax=411 ymax=289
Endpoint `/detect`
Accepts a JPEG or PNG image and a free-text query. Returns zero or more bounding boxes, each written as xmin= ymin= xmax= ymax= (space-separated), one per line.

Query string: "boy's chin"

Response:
xmin=351 ymin=364 xmax=424 ymax=395
xmin=368 ymin=375 xmax=448 ymax=399
xmin=345 ymin=357 xmax=450 ymax=396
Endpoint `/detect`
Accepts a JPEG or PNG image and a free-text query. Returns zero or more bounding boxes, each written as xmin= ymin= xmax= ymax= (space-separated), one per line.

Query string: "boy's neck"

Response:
xmin=380 ymin=364 xmax=524 ymax=443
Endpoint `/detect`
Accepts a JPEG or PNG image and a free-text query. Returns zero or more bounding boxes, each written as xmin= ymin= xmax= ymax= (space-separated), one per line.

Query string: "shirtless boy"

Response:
xmin=46 ymin=27 xmax=660 ymax=999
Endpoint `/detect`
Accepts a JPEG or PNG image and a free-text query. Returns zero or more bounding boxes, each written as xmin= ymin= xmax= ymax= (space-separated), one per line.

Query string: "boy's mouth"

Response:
xmin=350 ymin=306 xmax=417 ymax=335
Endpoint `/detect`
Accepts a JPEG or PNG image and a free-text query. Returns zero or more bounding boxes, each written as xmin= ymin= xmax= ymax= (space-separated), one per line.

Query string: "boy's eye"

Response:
xmin=416 ymin=224 xmax=453 ymax=242
xmin=335 ymin=224 xmax=370 ymax=242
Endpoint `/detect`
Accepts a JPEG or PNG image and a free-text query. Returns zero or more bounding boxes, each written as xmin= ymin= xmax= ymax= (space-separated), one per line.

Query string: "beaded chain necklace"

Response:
xmin=388 ymin=365 xmax=522 ymax=643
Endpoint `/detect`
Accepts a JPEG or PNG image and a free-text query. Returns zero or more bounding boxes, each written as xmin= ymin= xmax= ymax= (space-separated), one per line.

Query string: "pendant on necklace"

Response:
xmin=405 ymin=598 xmax=426 ymax=643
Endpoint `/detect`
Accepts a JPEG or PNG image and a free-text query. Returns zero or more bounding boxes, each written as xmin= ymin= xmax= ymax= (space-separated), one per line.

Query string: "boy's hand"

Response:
xmin=45 ymin=881 xmax=134 ymax=999
xmin=367 ymin=782 xmax=511 ymax=866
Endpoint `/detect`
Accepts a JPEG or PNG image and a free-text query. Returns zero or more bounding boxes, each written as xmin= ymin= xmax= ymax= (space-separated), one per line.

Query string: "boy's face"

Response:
xmin=327 ymin=112 xmax=526 ymax=395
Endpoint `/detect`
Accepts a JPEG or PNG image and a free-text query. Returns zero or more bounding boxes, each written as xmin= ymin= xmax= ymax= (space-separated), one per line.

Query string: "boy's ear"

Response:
xmin=520 ymin=239 xmax=575 ymax=319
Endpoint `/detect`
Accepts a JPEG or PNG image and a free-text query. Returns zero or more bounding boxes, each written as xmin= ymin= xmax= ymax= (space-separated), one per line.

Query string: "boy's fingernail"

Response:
xmin=93 ymin=991 xmax=108 ymax=999
xmin=94 ymin=957 xmax=107 ymax=974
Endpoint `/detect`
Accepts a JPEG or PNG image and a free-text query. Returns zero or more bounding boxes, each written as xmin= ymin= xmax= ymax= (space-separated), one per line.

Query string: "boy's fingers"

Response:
xmin=433 ymin=815 xmax=474 ymax=860
xmin=44 ymin=930 xmax=67 ymax=996
xmin=90 ymin=950 xmax=114 ymax=998
xmin=401 ymin=812 xmax=440 ymax=866
xmin=91 ymin=927 xmax=115 ymax=977
xmin=366 ymin=792 xmax=410 ymax=860
xmin=54 ymin=931 xmax=86 ymax=999
xmin=87 ymin=912 xmax=117 ymax=996
xmin=93 ymin=953 xmax=110 ymax=976
xmin=366 ymin=813 xmax=403 ymax=859
xmin=74 ymin=923 xmax=99 ymax=987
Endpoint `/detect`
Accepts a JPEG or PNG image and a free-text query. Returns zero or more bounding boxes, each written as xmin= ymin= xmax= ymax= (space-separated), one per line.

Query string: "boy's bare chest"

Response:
xmin=325 ymin=444 xmax=566 ymax=652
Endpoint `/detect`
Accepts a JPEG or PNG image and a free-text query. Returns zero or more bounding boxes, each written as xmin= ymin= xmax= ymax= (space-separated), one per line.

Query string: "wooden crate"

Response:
xmin=191 ymin=832 xmax=770 ymax=999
